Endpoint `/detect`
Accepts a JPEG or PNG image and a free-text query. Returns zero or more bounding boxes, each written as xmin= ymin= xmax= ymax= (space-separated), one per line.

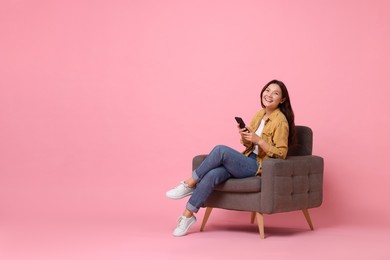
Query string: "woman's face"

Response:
xmin=262 ymin=83 xmax=285 ymax=110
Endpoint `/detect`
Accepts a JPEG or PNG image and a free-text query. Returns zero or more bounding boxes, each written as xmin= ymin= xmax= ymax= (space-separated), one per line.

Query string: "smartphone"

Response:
xmin=235 ymin=117 xmax=248 ymax=132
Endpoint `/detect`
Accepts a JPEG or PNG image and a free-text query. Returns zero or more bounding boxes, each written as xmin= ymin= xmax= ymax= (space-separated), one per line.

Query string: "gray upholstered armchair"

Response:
xmin=192 ymin=126 xmax=324 ymax=239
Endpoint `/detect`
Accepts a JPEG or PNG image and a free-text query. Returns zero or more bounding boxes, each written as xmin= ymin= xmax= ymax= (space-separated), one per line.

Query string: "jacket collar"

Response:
xmin=260 ymin=108 xmax=282 ymax=122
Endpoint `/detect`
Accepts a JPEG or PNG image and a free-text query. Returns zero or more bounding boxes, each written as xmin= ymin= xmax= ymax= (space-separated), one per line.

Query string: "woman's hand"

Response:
xmin=239 ymin=125 xmax=269 ymax=152
xmin=238 ymin=125 xmax=251 ymax=147
xmin=238 ymin=126 xmax=261 ymax=144
xmin=237 ymin=125 xmax=248 ymax=136
xmin=237 ymin=125 xmax=261 ymax=144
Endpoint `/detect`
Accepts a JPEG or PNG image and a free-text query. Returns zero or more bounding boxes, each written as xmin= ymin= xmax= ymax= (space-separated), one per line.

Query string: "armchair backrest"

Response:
xmin=287 ymin=126 xmax=313 ymax=156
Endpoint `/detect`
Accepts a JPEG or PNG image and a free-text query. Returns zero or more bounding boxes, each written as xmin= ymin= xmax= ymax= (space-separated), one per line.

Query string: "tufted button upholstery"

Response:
xmin=261 ymin=156 xmax=323 ymax=214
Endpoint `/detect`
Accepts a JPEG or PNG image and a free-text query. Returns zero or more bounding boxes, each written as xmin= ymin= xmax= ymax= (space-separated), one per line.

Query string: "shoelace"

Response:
xmin=177 ymin=216 xmax=186 ymax=229
xmin=177 ymin=181 xmax=189 ymax=190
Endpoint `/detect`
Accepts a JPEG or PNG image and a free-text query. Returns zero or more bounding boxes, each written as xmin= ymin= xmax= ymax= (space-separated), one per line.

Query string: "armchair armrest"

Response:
xmin=192 ymin=154 xmax=208 ymax=171
xmin=261 ymin=155 xmax=324 ymax=214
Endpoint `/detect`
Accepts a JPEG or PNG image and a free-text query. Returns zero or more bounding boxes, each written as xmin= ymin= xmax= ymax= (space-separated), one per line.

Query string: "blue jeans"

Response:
xmin=186 ymin=145 xmax=258 ymax=213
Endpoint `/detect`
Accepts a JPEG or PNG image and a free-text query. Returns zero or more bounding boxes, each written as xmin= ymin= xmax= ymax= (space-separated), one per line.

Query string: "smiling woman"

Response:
xmin=165 ymin=79 xmax=295 ymax=237
xmin=260 ymin=80 xmax=296 ymax=146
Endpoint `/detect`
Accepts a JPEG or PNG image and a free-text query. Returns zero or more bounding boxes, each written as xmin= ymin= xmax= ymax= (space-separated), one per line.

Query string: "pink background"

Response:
xmin=1 ymin=0 xmax=389 ymax=259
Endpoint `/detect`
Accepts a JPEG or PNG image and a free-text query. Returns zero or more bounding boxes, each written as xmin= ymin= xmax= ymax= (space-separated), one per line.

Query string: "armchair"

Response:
xmin=192 ymin=126 xmax=324 ymax=239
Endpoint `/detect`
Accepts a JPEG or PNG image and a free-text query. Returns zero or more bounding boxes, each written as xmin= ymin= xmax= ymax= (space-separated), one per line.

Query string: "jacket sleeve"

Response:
xmin=265 ymin=120 xmax=289 ymax=159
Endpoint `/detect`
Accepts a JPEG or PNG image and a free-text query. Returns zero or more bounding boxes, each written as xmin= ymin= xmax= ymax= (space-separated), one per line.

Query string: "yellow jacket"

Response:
xmin=242 ymin=108 xmax=289 ymax=175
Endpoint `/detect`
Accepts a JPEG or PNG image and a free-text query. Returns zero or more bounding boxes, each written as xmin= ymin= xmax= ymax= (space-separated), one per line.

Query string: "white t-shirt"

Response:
xmin=253 ymin=119 xmax=266 ymax=155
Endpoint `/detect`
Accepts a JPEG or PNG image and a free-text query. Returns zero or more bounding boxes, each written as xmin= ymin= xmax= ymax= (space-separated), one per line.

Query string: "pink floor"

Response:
xmin=1 ymin=209 xmax=388 ymax=260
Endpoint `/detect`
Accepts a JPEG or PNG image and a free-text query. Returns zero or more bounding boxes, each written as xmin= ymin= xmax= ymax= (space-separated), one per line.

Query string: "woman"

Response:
xmin=166 ymin=79 xmax=295 ymax=237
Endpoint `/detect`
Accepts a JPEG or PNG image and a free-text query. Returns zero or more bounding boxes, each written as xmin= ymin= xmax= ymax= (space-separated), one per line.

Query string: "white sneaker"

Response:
xmin=166 ymin=181 xmax=194 ymax=199
xmin=173 ymin=215 xmax=197 ymax=237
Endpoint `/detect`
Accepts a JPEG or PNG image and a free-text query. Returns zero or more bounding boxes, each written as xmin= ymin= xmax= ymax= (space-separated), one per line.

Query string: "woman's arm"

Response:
xmin=241 ymin=120 xmax=289 ymax=159
xmin=263 ymin=121 xmax=289 ymax=159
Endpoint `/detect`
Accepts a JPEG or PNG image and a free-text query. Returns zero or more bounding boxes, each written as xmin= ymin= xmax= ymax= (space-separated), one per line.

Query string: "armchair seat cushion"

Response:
xmin=214 ymin=176 xmax=261 ymax=193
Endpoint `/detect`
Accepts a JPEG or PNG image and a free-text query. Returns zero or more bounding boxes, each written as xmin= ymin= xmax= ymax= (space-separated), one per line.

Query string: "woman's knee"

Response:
xmin=211 ymin=144 xmax=229 ymax=156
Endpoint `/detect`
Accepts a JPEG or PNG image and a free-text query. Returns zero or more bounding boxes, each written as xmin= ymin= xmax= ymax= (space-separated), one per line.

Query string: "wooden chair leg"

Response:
xmin=250 ymin=212 xmax=256 ymax=224
xmin=200 ymin=207 xmax=213 ymax=231
xmin=256 ymin=212 xmax=265 ymax=239
xmin=302 ymin=209 xmax=314 ymax=230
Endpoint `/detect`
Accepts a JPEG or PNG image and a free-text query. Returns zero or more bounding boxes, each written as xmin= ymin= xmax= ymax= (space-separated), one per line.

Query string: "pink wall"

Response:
xmin=1 ymin=0 xmax=390 ymax=228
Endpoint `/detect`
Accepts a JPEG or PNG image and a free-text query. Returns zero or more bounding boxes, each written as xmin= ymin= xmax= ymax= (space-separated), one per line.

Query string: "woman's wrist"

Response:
xmin=257 ymin=138 xmax=264 ymax=146
xmin=257 ymin=138 xmax=269 ymax=153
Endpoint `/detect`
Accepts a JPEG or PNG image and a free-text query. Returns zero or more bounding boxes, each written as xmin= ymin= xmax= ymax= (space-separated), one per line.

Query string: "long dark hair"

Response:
xmin=260 ymin=79 xmax=296 ymax=145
